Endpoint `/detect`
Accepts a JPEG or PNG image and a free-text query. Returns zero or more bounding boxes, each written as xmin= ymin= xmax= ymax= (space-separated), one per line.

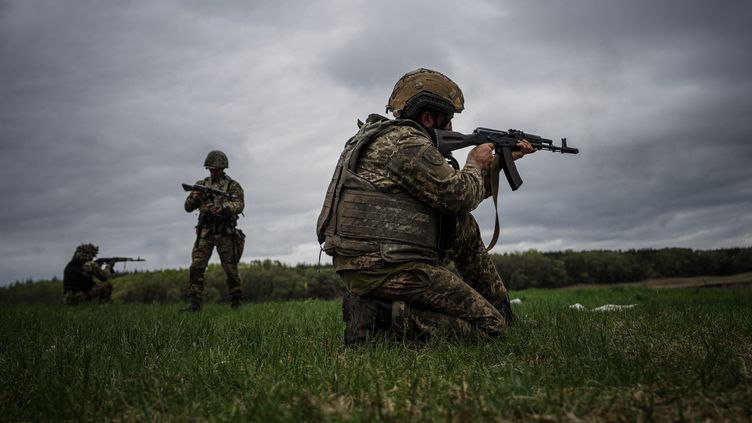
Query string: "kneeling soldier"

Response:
xmin=63 ymin=243 xmax=114 ymax=304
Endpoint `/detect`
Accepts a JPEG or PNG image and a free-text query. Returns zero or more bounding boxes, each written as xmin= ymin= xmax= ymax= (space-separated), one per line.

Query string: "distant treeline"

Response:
xmin=1 ymin=247 xmax=750 ymax=305
xmin=492 ymin=247 xmax=752 ymax=290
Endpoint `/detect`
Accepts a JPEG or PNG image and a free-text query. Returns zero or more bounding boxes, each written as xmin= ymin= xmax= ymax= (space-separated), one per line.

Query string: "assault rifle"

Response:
xmin=434 ymin=127 xmax=579 ymax=250
xmin=181 ymin=183 xmax=239 ymax=201
xmin=434 ymin=127 xmax=579 ymax=191
xmin=95 ymin=257 xmax=146 ymax=265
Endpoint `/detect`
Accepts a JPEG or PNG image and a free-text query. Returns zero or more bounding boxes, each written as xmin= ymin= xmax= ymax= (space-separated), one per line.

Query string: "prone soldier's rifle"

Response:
xmin=94 ymin=256 xmax=146 ymax=272
xmin=95 ymin=257 xmax=146 ymax=265
xmin=433 ymin=127 xmax=579 ymax=249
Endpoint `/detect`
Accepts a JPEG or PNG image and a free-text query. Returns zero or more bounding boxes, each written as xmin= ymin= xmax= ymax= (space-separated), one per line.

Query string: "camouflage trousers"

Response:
xmin=63 ymin=282 xmax=113 ymax=305
xmin=368 ymin=214 xmax=510 ymax=340
xmin=188 ymin=230 xmax=243 ymax=304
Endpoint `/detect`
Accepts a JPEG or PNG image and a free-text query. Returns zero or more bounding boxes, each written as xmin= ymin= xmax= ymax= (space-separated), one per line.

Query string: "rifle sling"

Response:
xmin=487 ymin=156 xmax=501 ymax=251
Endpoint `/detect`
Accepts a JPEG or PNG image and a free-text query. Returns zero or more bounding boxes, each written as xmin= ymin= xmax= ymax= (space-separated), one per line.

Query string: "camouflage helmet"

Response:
xmin=386 ymin=68 xmax=465 ymax=118
xmin=204 ymin=150 xmax=229 ymax=169
xmin=74 ymin=243 xmax=99 ymax=260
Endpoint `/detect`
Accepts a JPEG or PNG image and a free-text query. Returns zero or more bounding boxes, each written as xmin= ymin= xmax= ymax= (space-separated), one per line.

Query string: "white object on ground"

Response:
xmin=509 ymin=298 xmax=522 ymax=305
xmin=569 ymin=303 xmax=637 ymax=312
xmin=592 ymin=304 xmax=637 ymax=312
xmin=569 ymin=303 xmax=586 ymax=310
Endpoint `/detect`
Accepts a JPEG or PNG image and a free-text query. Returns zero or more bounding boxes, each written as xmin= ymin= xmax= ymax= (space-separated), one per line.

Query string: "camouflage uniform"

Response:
xmin=184 ymin=170 xmax=245 ymax=309
xmin=319 ymin=115 xmax=512 ymax=342
xmin=63 ymin=243 xmax=113 ymax=305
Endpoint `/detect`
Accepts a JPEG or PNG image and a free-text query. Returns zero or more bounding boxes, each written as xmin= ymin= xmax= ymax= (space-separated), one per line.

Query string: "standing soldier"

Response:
xmin=181 ymin=150 xmax=245 ymax=312
xmin=63 ymin=243 xmax=114 ymax=304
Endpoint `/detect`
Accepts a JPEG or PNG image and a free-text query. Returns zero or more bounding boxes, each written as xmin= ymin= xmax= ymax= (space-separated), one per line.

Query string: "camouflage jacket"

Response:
xmin=184 ymin=173 xmax=244 ymax=234
xmin=63 ymin=259 xmax=112 ymax=293
xmin=319 ymin=115 xmax=492 ymax=271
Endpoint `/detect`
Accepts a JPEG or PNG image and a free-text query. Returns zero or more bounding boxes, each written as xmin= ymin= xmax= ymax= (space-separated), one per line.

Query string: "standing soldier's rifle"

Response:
xmin=181 ymin=183 xmax=239 ymax=212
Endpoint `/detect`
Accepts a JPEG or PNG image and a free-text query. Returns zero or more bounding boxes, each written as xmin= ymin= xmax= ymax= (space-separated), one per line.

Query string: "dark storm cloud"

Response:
xmin=439 ymin=0 xmax=752 ymax=253
xmin=0 ymin=0 xmax=750 ymax=284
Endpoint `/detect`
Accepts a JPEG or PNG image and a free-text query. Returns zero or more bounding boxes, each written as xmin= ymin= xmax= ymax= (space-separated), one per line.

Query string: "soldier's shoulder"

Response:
xmin=225 ymin=174 xmax=241 ymax=185
xmin=357 ymin=116 xmax=431 ymax=153
xmin=381 ymin=121 xmax=431 ymax=146
xmin=225 ymin=175 xmax=243 ymax=192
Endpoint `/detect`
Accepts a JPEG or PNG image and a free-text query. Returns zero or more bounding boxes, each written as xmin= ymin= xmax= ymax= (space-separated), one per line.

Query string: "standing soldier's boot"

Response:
xmin=181 ymin=272 xmax=204 ymax=312
xmin=230 ymin=294 xmax=243 ymax=310
xmin=180 ymin=296 xmax=202 ymax=313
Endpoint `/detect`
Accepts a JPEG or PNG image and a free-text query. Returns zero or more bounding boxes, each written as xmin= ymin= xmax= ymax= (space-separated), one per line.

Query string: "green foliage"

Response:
xmin=493 ymin=250 xmax=569 ymax=289
xmin=1 ymin=289 xmax=750 ymax=421
xmin=0 ymin=260 xmax=344 ymax=306
xmin=0 ymin=279 xmax=61 ymax=305
xmin=1 ymin=247 xmax=750 ymax=305
xmin=516 ymin=246 xmax=752 ymax=288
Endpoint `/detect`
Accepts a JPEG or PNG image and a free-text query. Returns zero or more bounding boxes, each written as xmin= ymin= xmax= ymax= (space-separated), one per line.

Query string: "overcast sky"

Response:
xmin=1 ymin=0 xmax=750 ymax=285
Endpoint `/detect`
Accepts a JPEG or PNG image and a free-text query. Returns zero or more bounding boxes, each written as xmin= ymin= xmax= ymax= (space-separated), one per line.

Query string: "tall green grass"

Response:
xmin=1 ymin=288 xmax=750 ymax=422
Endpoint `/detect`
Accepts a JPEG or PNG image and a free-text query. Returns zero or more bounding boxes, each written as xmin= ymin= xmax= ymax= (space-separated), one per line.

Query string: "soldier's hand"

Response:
xmin=466 ymin=143 xmax=495 ymax=170
xmin=208 ymin=204 xmax=223 ymax=215
xmin=512 ymin=140 xmax=536 ymax=160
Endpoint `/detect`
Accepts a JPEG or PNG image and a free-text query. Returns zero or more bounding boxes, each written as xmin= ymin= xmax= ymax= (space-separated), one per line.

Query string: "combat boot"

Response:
xmin=179 ymin=299 xmax=202 ymax=313
xmin=342 ymin=292 xmax=392 ymax=346
xmin=230 ymin=297 xmax=242 ymax=310
xmin=229 ymin=288 xmax=243 ymax=310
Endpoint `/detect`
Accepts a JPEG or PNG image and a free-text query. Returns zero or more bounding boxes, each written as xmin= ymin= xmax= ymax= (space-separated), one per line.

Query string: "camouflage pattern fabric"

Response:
xmin=442 ymin=213 xmax=509 ymax=312
xmin=355 ymin=123 xmax=488 ymax=213
xmin=82 ymin=260 xmax=113 ymax=281
xmin=63 ymin=282 xmax=113 ymax=305
xmin=63 ymin=251 xmax=113 ymax=304
xmin=184 ymin=173 xmax=244 ymax=305
xmin=332 ymin=121 xmax=491 ymax=270
xmin=391 ymin=301 xmax=475 ymax=340
xmin=188 ymin=229 xmax=243 ymax=303
xmin=369 ymin=214 xmax=508 ymax=339
xmin=184 ymin=174 xmax=244 ymax=226
xmin=331 ymin=121 xmax=511 ymax=340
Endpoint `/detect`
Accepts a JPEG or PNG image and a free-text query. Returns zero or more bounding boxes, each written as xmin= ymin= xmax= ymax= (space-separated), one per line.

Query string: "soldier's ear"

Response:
xmin=418 ymin=111 xmax=435 ymax=129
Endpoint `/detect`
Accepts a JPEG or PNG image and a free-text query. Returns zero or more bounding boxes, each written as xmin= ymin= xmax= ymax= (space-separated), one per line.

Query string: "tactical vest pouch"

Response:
xmin=323 ymin=234 xmax=379 ymax=256
xmin=379 ymin=242 xmax=440 ymax=262
xmin=336 ymin=189 xmax=439 ymax=249
xmin=316 ymin=116 xmax=416 ymax=245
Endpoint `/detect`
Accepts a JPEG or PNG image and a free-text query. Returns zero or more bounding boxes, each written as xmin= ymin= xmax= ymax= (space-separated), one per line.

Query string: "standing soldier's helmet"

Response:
xmin=386 ymin=68 xmax=465 ymax=119
xmin=74 ymin=243 xmax=99 ymax=261
xmin=204 ymin=150 xmax=229 ymax=169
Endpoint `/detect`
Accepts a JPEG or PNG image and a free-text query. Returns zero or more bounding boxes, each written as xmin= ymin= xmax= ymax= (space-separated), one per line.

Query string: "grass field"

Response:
xmin=1 ymin=288 xmax=751 ymax=422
